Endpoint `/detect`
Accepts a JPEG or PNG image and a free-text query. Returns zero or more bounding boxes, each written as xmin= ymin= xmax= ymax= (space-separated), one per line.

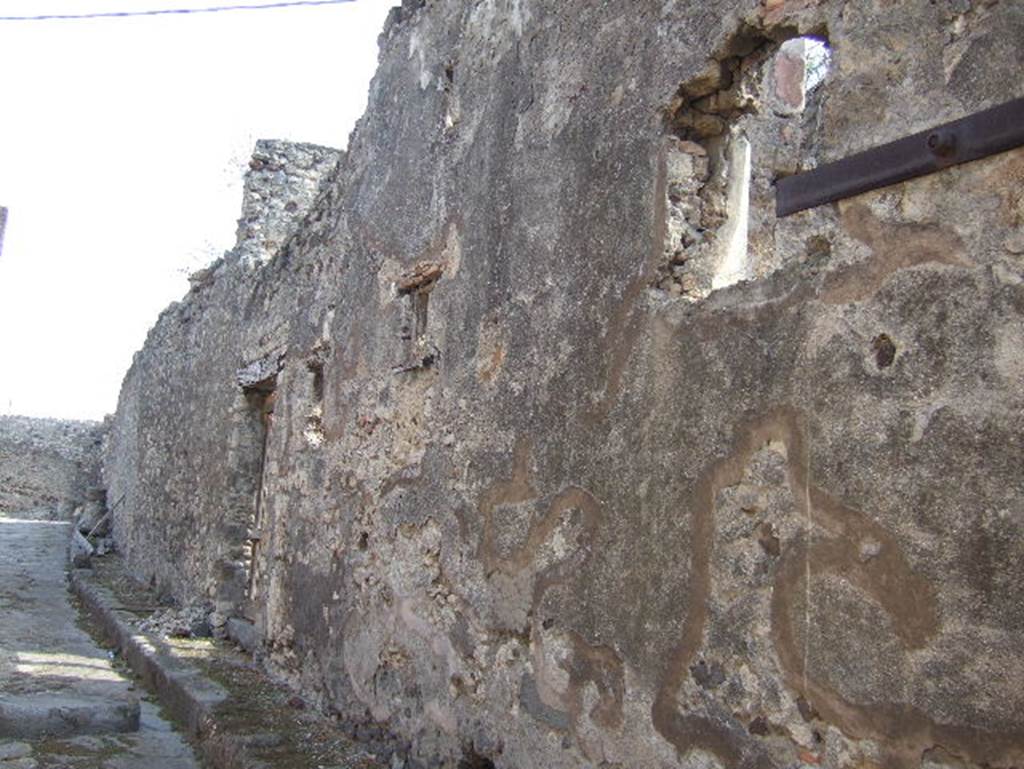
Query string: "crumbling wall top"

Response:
xmin=232 ymin=139 xmax=342 ymax=268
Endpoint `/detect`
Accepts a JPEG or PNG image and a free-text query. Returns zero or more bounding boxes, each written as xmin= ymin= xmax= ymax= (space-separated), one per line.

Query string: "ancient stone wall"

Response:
xmin=104 ymin=137 xmax=342 ymax=614
xmin=0 ymin=416 xmax=104 ymax=516
xmin=104 ymin=1 xmax=1024 ymax=767
xmin=232 ymin=139 xmax=343 ymax=269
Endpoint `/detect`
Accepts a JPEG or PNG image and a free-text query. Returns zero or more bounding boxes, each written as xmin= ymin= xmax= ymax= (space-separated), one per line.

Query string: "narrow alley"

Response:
xmin=0 ymin=509 xmax=199 ymax=768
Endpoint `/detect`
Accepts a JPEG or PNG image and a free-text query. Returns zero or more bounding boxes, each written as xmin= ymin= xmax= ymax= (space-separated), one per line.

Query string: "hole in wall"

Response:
xmin=796 ymin=696 xmax=820 ymax=722
xmin=412 ymin=292 xmax=430 ymax=340
xmin=655 ymin=28 xmax=832 ymax=301
xmin=805 ymin=234 xmax=832 ymax=263
xmin=873 ymin=334 xmax=897 ymax=369
xmin=310 ymin=360 xmax=324 ymax=403
xmin=240 ymin=378 xmax=277 ymax=609
xmin=395 ymin=260 xmax=445 ymax=372
xmin=457 ymin=748 xmax=496 ymax=769
xmin=802 ymin=38 xmax=831 ymax=92
xmin=774 ymin=36 xmax=832 ymax=115
xmin=227 ymin=351 xmax=285 ymax=617
xmin=397 ymin=261 xmax=444 ymax=342
xmin=304 ymin=355 xmax=326 ymax=448
xmin=757 ymin=521 xmax=781 ymax=556
xmin=748 ymin=715 xmax=771 ymax=735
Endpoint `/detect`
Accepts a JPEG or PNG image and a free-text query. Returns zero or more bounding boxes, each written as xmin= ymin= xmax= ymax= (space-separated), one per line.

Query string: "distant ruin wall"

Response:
xmin=105 ymin=137 xmax=342 ymax=613
xmin=105 ymin=1 xmax=1024 ymax=768
xmin=0 ymin=416 xmax=104 ymax=516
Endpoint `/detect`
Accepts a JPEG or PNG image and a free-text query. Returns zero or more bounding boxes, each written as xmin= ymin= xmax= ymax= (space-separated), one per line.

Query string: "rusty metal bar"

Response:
xmin=776 ymin=97 xmax=1024 ymax=217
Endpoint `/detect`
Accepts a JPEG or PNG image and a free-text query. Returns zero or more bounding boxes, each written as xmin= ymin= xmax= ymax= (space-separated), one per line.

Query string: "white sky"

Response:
xmin=0 ymin=0 xmax=392 ymax=420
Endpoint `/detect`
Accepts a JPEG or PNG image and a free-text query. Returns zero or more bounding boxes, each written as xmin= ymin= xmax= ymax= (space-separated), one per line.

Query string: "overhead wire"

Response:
xmin=0 ymin=0 xmax=355 ymax=22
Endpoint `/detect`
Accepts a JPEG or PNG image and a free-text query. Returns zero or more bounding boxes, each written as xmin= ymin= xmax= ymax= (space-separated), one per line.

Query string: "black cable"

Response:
xmin=0 ymin=0 xmax=354 ymax=22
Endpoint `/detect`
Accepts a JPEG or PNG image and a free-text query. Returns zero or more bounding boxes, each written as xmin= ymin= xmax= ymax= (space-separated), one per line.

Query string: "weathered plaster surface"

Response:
xmin=104 ymin=1 xmax=1024 ymax=767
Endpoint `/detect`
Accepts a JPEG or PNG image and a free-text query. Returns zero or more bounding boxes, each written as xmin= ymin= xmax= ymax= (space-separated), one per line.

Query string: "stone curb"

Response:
xmin=68 ymin=569 xmax=269 ymax=769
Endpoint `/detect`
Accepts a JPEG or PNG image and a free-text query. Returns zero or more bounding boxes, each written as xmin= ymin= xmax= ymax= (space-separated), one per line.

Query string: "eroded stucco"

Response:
xmin=103 ymin=1 xmax=1024 ymax=767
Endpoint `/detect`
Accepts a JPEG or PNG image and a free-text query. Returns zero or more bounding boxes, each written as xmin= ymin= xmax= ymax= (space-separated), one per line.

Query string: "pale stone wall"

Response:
xmin=0 ymin=416 xmax=104 ymax=516
xmin=105 ymin=2 xmax=1024 ymax=768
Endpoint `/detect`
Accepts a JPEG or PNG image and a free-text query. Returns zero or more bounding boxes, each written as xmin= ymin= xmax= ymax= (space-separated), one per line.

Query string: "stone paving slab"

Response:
xmin=0 ymin=512 xmax=138 ymax=737
xmin=0 ymin=698 xmax=200 ymax=769
xmin=0 ymin=510 xmax=199 ymax=767
xmin=0 ymin=694 xmax=139 ymax=739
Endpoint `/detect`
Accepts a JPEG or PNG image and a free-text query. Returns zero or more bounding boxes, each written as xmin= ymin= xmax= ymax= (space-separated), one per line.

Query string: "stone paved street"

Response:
xmin=0 ymin=510 xmax=198 ymax=768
